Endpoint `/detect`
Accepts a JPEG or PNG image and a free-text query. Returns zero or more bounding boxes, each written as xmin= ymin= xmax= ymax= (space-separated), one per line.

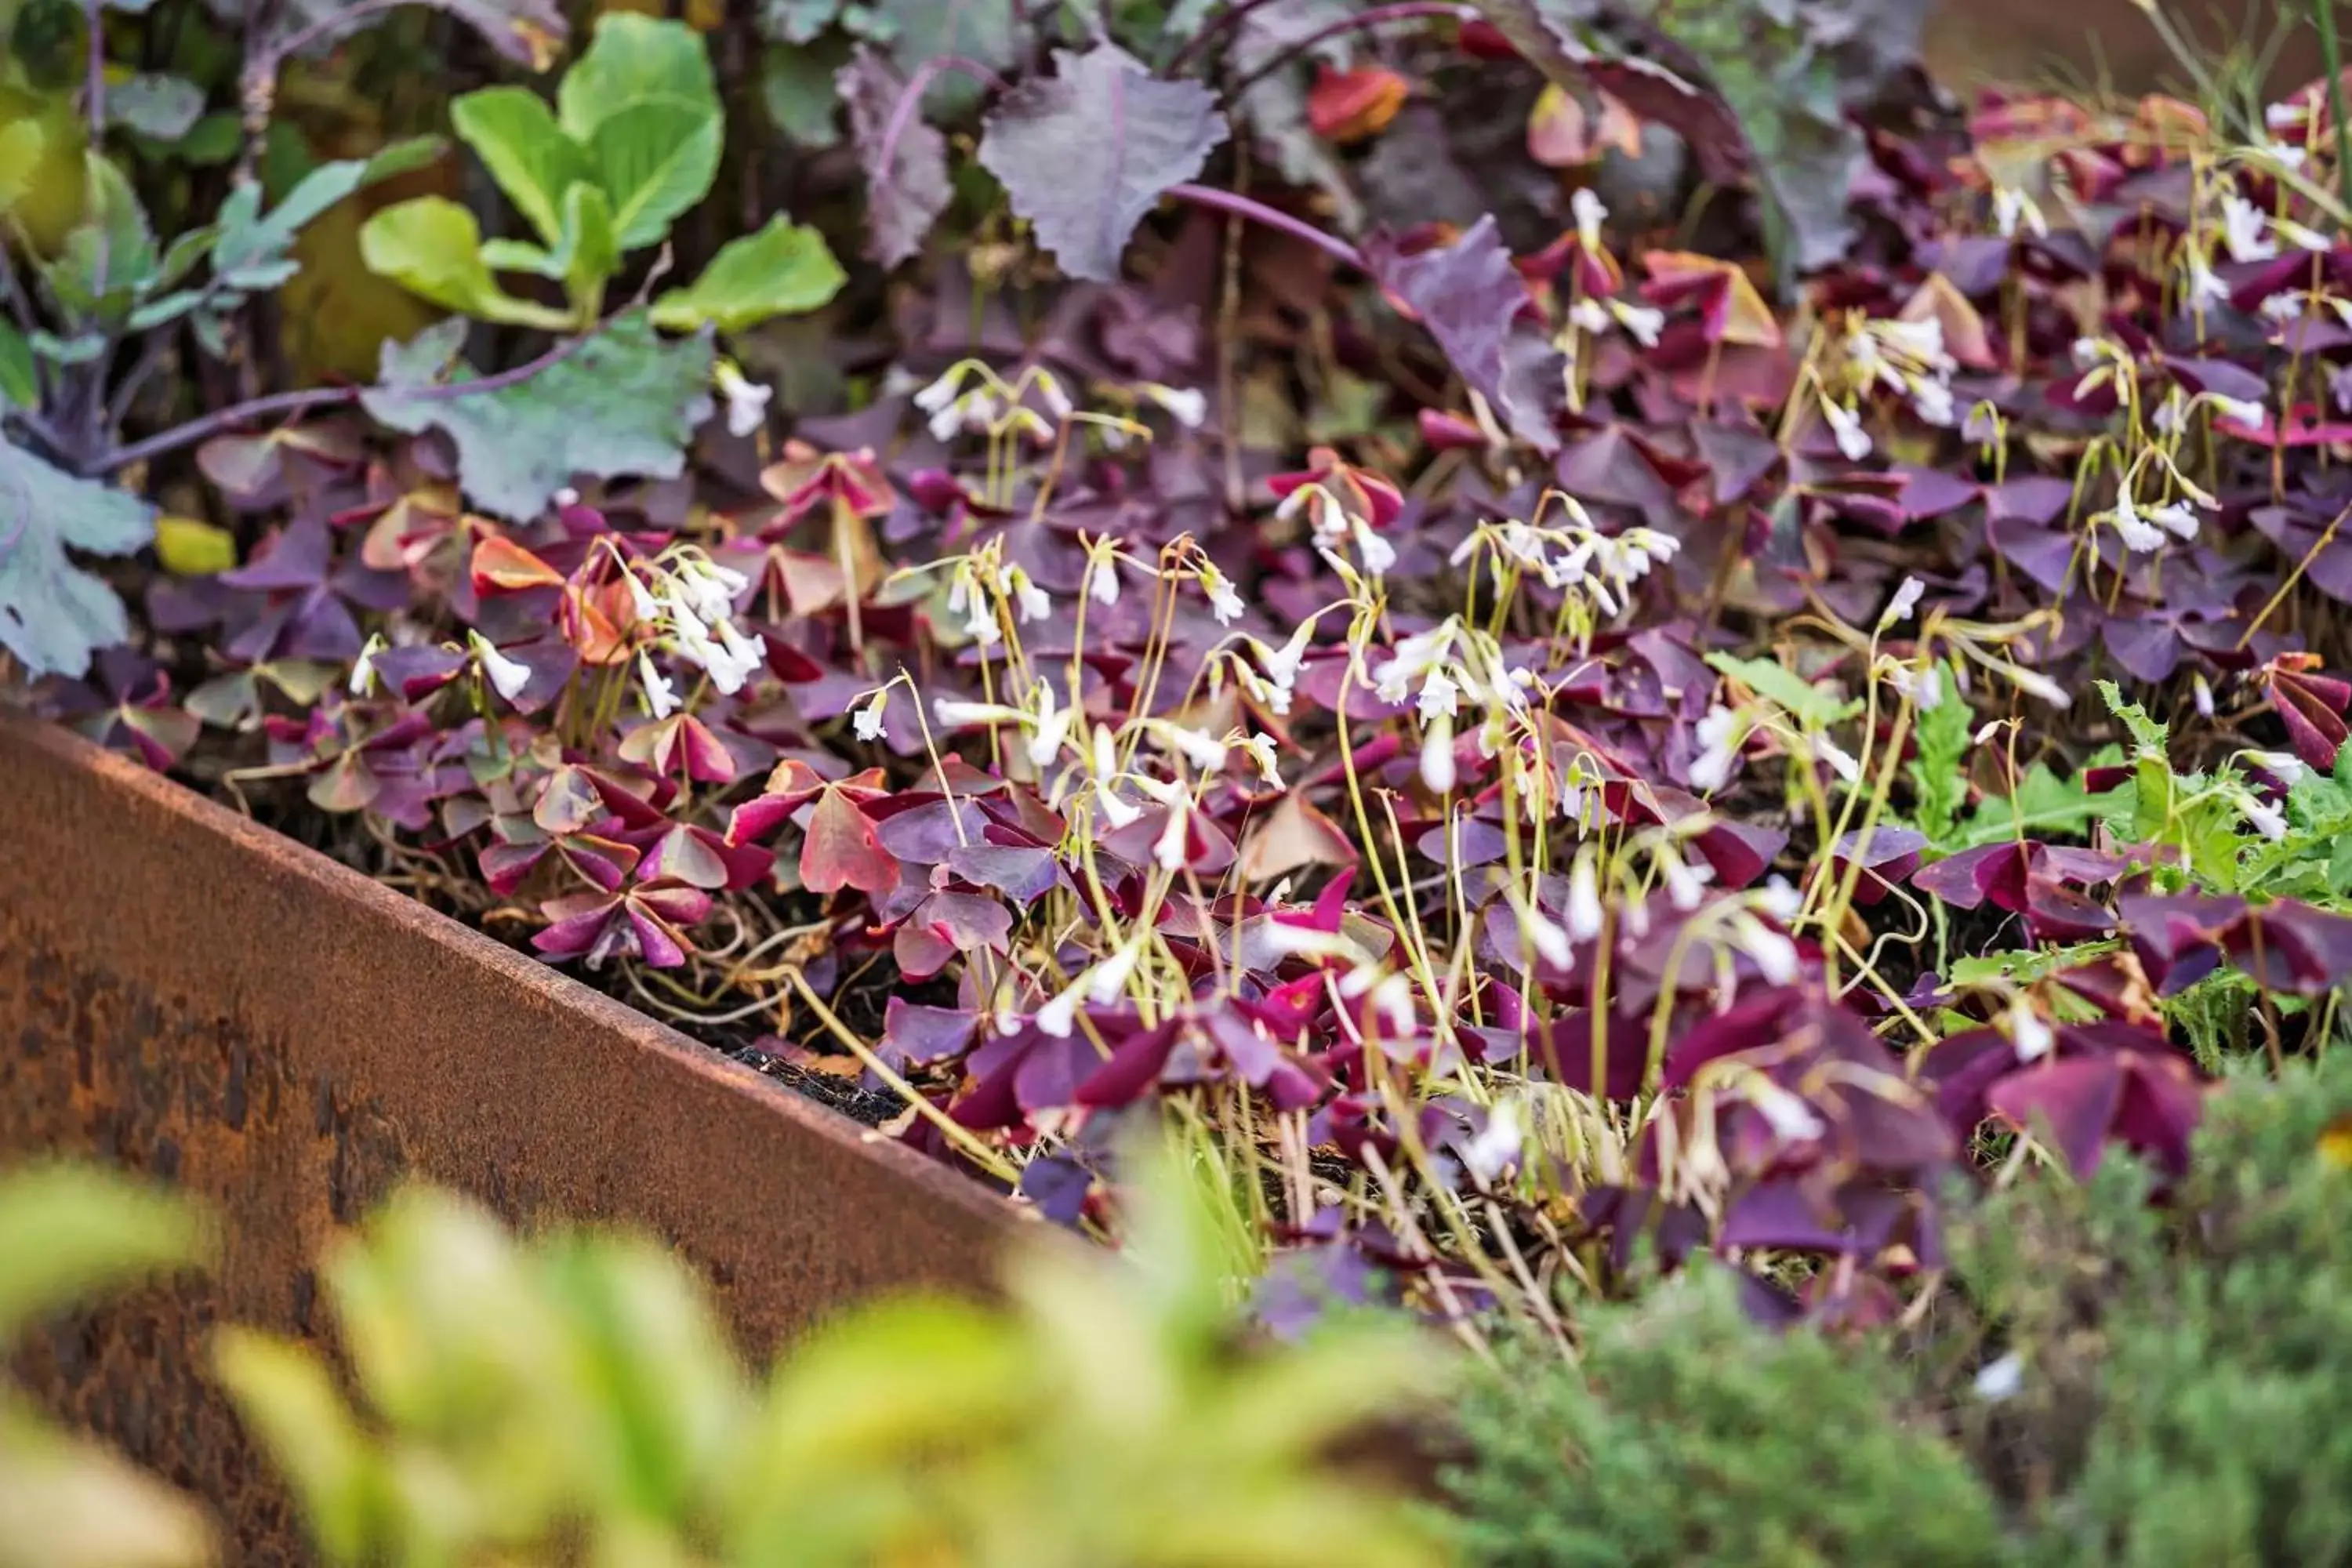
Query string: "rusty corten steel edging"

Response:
xmin=0 ymin=713 xmax=1018 ymax=1565
xmin=1922 ymin=0 xmax=2317 ymax=94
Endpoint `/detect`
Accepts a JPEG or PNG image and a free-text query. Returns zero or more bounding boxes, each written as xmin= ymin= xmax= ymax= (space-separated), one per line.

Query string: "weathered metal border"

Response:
xmin=0 ymin=714 xmax=1016 ymax=1564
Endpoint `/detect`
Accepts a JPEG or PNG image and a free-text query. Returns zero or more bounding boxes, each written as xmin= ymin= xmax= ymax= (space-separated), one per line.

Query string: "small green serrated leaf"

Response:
xmin=358 ymin=196 xmax=576 ymax=329
xmin=1909 ymin=662 xmax=1969 ymax=846
xmin=651 ymin=216 xmax=844 ymax=334
xmin=2098 ymin=678 xmax=2169 ymax=753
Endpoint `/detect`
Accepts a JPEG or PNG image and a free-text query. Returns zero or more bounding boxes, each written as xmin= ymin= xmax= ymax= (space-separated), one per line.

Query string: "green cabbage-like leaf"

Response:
xmin=0 ymin=438 xmax=156 ymax=678
xmin=361 ymin=314 xmax=714 ymax=520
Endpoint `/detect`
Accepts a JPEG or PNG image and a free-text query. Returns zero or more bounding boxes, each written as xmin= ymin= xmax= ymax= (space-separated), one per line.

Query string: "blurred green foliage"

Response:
xmin=213 ymin=1135 xmax=1454 ymax=1568
xmin=0 ymin=1163 xmax=215 ymax=1568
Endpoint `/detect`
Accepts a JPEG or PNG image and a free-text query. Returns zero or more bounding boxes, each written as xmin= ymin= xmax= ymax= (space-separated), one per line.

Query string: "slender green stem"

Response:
xmin=2317 ymin=0 xmax=2352 ymax=212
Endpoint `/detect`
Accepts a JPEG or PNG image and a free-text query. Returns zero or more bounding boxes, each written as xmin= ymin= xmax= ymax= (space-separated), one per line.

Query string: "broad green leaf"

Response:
xmin=651 ymin=216 xmax=844 ymax=334
xmin=451 ymin=86 xmax=594 ymax=248
xmin=107 ymin=73 xmax=205 ymax=140
xmin=557 ymin=13 xmax=720 ymax=142
xmin=0 ymin=1164 xmax=205 ymax=1337
xmin=1706 ymin=652 xmax=1850 ymax=728
xmin=212 ymin=1330 xmax=382 ymax=1565
xmin=29 ymin=330 xmax=106 ymax=365
xmin=758 ymin=0 xmax=843 ymax=43
xmin=125 ymin=289 xmax=208 ymax=332
xmin=42 ymin=153 xmax=158 ymax=318
xmin=0 ymin=118 xmax=45 ymax=213
xmin=589 ymin=100 xmax=722 ymax=251
xmin=760 ymin=41 xmax=847 ymax=148
xmin=361 ymin=313 xmax=715 ymax=520
xmin=0 ymin=437 xmax=155 ymax=677
xmin=555 ymin=181 xmax=619 ymax=316
xmin=0 ymin=1423 xmax=216 ymax=1568
xmin=0 ymin=323 xmax=34 ymax=410
xmin=358 ymin=197 xmax=576 ymax=329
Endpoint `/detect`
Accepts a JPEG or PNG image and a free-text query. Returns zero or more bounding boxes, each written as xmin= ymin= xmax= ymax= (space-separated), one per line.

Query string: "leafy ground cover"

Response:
xmin=11 ymin=0 xmax=2352 ymax=1421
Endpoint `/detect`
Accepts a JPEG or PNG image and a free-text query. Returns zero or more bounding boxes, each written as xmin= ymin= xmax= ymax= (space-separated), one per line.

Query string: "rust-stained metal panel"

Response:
xmin=0 ymin=714 xmax=1016 ymax=1565
xmin=1924 ymin=0 xmax=2315 ymax=94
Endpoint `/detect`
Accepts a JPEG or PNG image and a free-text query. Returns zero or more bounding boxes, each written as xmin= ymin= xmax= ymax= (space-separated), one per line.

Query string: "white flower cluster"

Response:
xmin=914 ymin=361 xmax=1069 ymax=444
xmin=1276 ymin=480 xmax=1396 ymax=574
xmin=1372 ymin=617 xmax=1547 ymax=793
xmin=945 ymin=551 xmax=1053 ymax=648
xmin=624 ymin=549 xmax=763 ymax=720
xmin=1563 ymin=190 xmax=1664 ymax=346
xmin=1449 ymin=499 xmax=1682 ymax=620
xmin=1844 ymin=314 xmax=1959 ymax=430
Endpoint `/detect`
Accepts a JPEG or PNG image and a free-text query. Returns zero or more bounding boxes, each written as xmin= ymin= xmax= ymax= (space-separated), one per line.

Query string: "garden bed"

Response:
xmin=0 ymin=713 xmax=1014 ymax=1562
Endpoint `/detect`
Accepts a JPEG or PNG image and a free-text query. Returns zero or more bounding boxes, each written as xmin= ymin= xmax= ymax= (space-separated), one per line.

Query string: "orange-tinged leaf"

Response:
xmin=1640 ymin=251 xmax=1782 ymax=349
xmin=801 ymin=787 xmax=897 ymax=895
xmin=1308 ymin=65 xmax=1408 ymax=145
xmin=1526 ymin=83 xmax=1592 ymax=167
xmin=1900 ymin=273 xmax=1996 ymax=370
xmin=1238 ymin=790 xmax=1359 ymax=883
xmin=2322 ymin=1111 xmax=2352 ymax=1170
xmin=563 ymin=579 xmax=635 ymax=666
xmin=470 ymin=534 xmax=564 ymax=593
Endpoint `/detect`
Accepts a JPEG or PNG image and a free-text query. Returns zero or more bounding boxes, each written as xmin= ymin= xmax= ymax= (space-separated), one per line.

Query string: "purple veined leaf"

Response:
xmin=1829 ymin=826 xmax=1928 ymax=906
xmin=643 ymin=822 xmax=774 ymax=891
xmin=1250 ymin=1244 xmax=1385 ymax=1343
xmin=893 ymin=891 xmax=1014 ymax=980
xmin=1017 ymin=1152 xmax=1097 ymax=1227
xmin=2165 ymin=354 xmax=2271 ymax=405
xmin=944 ymin=841 xmax=1065 ymax=902
xmin=2263 ymin=652 xmax=2352 ymax=772
xmin=1366 ymin=216 xmax=1565 ymax=456
xmin=1913 ymin=842 xmax=2031 ymax=913
xmin=975 ymin=44 xmax=1228 ymax=285
xmin=1987 ymin=1049 xmax=2201 ymax=1177
xmin=1554 ymin=420 xmax=1681 ymax=519
xmin=1986 ymin=510 xmax=2077 ymax=592
xmin=1076 ymin=1019 xmax=1182 ymax=1109
xmin=2102 ymin=608 xmax=2184 ymax=683
xmin=532 ymin=879 xmax=711 ymax=970
xmin=1417 ymin=814 xmax=1512 ymax=868
xmin=2228 ymin=899 xmax=2352 ymax=994
xmin=840 ymin=48 xmax=953 ymax=269
xmin=2117 ymin=890 xmax=2245 ymax=996
xmin=869 ymin=797 xmax=992 ymax=863
xmin=2252 ymin=504 xmax=2352 ymax=604
xmin=1689 ymin=419 xmax=1783 ymax=504
xmin=880 ymin=998 xmax=981 ymax=1070
xmin=1690 ymin=819 xmax=1788 ymax=889
xmin=1535 ymin=1007 xmax=1651 ymax=1101
xmin=219 ymin=514 xmax=336 ymax=592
